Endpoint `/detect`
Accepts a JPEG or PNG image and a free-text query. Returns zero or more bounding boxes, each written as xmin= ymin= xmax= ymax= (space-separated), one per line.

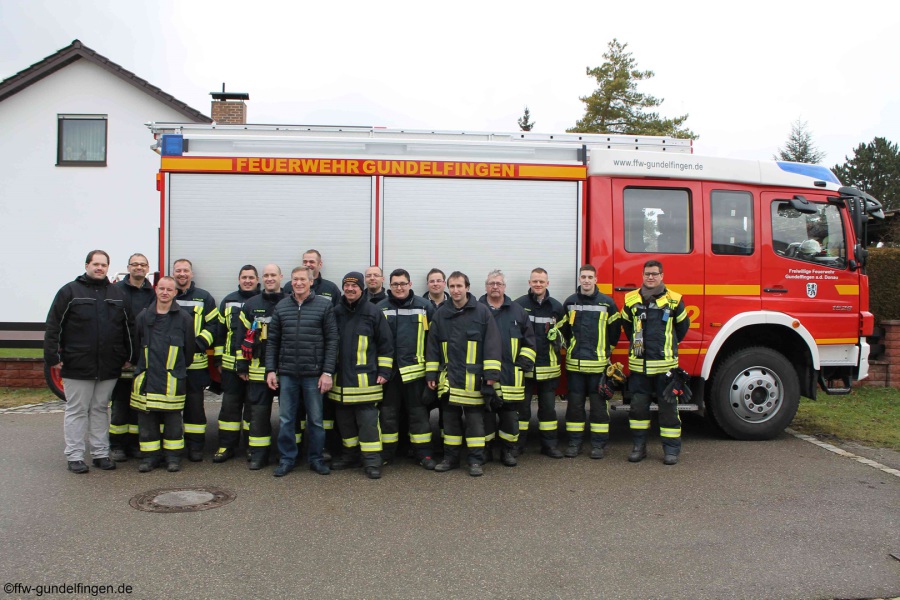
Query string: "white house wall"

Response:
xmin=0 ymin=59 xmax=199 ymax=329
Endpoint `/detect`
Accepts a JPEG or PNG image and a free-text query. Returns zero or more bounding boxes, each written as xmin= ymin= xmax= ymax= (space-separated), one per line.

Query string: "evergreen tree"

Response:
xmin=774 ymin=119 xmax=826 ymax=164
xmin=518 ymin=106 xmax=535 ymax=131
xmin=833 ymin=137 xmax=900 ymax=211
xmin=568 ymin=39 xmax=696 ymax=139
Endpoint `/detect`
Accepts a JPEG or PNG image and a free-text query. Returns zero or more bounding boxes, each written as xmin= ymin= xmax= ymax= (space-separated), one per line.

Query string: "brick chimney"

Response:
xmin=210 ymin=84 xmax=249 ymax=124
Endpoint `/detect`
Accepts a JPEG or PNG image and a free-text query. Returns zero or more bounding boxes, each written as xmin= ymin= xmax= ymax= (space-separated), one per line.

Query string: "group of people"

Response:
xmin=45 ymin=248 xmax=691 ymax=478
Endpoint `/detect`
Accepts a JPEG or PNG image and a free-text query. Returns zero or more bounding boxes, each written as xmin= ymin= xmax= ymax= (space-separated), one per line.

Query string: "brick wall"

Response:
xmin=858 ymin=320 xmax=900 ymax=388
xmin=211 ymin=100 xmax=246 ymax=124
xmin=0 ymin=358 xmax=44 ymax=388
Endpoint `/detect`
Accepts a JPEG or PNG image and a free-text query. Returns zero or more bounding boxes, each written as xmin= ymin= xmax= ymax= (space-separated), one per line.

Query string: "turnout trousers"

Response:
xmin=628 ymin=373 xmax=682 ymax=454
xmin=184 ymin=369 xmax=210 ymax=451
xmin=216 ymin=370 xmax=252 ymax=451
xmin=517 ymin=378 xmax=559 ymax=449
xmin=565 ymin=371 xmax=610 ymax=449
xmin=138 ymin=410 xmax=184 ymax=459
xmin=334 ymin=402 xmax=383 ymax=468
xmin=443 ymin=402 xmax=486 ymax=465
xmin=484 ymin=403 xmax=520 ymax=451
xmin=246 ymin=380 xmax=275 ymax=460
xmin=380 ymin=376 xmax=432 ymax=461
xmin=109 ymin=377 xmax=139 ymax=453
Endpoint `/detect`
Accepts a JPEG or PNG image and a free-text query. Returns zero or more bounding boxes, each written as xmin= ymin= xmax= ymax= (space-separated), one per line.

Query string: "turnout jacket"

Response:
xmin=621 ymin=286 xmax=690 ymax=375
xmin=425 ymin=293 xmax=502 ymax=406
xmin=44 ymin=274 xmax=132 ymax=381
xmin=376 ymin=290 xmax=434 ymax=383
xmin=174 ymin=283 xmax=218 ymax=370
xmin=215 ymin=286 xmax=260 ymax=371
xmin=515 ymin=290 xmax=566 ymax=380
xmin=235 ymin=290 xmax=284 ymax=382
xmin=479 ymin=294 xmax=537 ymax=402
xmin=130 ymin=302 xmax=195 ymax=412
xmin=115 ymin=275 xmax=155 ymax=380
xmin=328 ymin=296 xmax=394 ymax=404
xmin=422 ymin=290 xmax=450 ymax=311
xmin=282 ymin=275 xmax=340 ymax=306
xmin=367 ymin=288 xmax=387 ymax=304
xmin=265 ymin=291 xmax=338 ymax=378
xmin=561 ymin=287 xmax=621 ymax=374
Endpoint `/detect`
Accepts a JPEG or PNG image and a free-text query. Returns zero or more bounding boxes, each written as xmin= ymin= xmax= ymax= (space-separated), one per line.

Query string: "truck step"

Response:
xmin=610 ymin=403 xmax=699 ymax=412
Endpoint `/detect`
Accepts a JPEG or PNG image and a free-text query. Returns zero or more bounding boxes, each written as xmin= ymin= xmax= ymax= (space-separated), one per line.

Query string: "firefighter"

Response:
xmin=561 ymin=264 xmax=620 ymax=459
xmin=365 ymin=265 xmax=387 ymax=304
xmin=172 ymin=258 xmax=219 ymax=462
xmin=376 ymin=268 xmax=436 ymax=469
xmin=426 ymin=271 xmax=501 ymax=477
xmin=109 ymin=253 xmax=155 ymax=462
xmin=620 ymin=260 xmax=690 ymax=465
xmin=515 ymin=267 xmax=566 ymax=458
xmin=234 ymin=264 xmax=285 ymax=470
xmin=131 ymin=276 xmax=195 ymax=473
xmin=212 ymin=265 xmax=260 ymax=463
xmin=328 ymin=272 xmax=394 ymax=479
xmin=479 ymin=270 xmax=537 ymax=467
xmin=423 ymin=268 xmax=450 ymax=309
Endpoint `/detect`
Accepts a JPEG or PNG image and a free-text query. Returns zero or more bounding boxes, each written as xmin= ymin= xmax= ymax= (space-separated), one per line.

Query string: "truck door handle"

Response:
xmin=763 ymin=288 xmax=788 ymax=294
xmin=615 ymin=286 xmax=638 ymax=292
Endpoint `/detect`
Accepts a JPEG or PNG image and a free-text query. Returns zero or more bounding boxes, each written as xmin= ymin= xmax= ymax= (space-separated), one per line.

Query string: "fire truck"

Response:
xmin=143 ymin=123 xmax=883 ymax=440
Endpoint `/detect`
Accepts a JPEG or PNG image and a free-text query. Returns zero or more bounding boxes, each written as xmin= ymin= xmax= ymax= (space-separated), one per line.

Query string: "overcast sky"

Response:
xmin=1 ymin=0 xmax=897 ymax=167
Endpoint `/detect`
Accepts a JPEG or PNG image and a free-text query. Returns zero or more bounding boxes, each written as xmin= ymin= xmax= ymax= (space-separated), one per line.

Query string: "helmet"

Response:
xmin=799 ymin=239 xmax=822 ymax=255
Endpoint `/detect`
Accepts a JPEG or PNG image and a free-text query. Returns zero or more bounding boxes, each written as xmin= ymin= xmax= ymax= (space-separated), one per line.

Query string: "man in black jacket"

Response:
xmin=109 ymin=253 xmax=156 ymax=462
xmin=44 ymin=250 xmax=132 ymax=474
xmin=266 ymin=266 xmax=339 ymax=477
xmin=329 ymin=272 xmax=393 ymax=479
xmin=173 ymin=259 xmax=219 ymax=461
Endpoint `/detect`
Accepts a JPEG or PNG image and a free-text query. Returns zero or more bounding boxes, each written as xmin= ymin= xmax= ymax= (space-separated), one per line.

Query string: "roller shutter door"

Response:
xmin=381 ymin=178 xmax=580 ymax=300
xmin=167 ymin=173 xmax=372 ymax=304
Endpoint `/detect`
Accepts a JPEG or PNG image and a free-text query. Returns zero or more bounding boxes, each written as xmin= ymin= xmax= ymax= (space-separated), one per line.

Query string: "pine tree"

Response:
xmin=518 ymin=106 xmax=535 ymax=131
xmin=774 ymin=119 xmax=826 ymax=164
xmin=568 ymin=39 xmax=696 ymax=139
xmin=833 ymin=137 xmax=900 ymax=211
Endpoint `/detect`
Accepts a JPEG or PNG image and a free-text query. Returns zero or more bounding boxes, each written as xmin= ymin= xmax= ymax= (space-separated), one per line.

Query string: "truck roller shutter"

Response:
xmin=381 ymin=178 xmax=580 ymax=299
xmin=167 ymin=173 xmax=372 ymax=304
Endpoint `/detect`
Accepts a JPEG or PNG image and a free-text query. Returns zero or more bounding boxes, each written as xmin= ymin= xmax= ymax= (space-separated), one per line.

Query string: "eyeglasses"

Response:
xmin=428 ymin=279 xmax=444 ymax=284
xmin=390 ymin=282 xmax=410 ymax=288
xmin=129 ymin=262 xmax=149 ymax=268
xmin=488 ymin=282 xmax=506 ymax=287
xmin=643 ymin=272 xmax=661 ymax=278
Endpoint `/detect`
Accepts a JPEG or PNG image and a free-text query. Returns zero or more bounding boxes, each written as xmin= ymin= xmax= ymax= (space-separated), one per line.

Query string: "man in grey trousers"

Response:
xmin=44 ymin=250 xmax=133 ymax=473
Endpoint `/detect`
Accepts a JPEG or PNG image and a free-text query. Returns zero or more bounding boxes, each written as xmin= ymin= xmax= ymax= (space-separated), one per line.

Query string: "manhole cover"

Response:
xmin=130 ymin=486 xmax=236 ymax=513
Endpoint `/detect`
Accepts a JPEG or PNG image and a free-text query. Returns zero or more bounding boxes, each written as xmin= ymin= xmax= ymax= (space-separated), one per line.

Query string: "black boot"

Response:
xmin=628 ymin=441 xmax=647 ymax=463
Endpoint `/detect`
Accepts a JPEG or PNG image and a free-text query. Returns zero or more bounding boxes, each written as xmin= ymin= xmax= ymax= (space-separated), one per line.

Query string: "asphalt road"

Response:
xmin=0 ymin=402 xmax=897 ymax=600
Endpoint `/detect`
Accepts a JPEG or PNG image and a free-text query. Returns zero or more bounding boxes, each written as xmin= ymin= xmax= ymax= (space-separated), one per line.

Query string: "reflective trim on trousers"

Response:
xmin=630 ymin=419 xmax=651 ymax=430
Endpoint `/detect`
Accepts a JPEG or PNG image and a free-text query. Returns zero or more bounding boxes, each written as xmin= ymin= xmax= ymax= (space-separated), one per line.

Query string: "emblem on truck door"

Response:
xmin=806 ymin=282 xmax=818 ymax=298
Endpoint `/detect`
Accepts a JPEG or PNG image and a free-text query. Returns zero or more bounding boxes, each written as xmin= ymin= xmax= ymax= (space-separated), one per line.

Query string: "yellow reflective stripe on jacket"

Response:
xmin=357 ymin=336 xmax=368 ymax=366
xmin=519 ymin=346 xmax=537 ymax=363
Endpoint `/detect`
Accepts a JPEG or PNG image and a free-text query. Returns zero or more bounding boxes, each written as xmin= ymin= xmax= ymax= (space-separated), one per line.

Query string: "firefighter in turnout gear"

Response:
xmin=560 ymin=264 xmax=621 ymax=459
xmin=426 ymin=271 xmax=502 ymax=477
xmin=109 ymin=253 xmax=156 ymax=462
xmin=376 ymin=269 xmax=437 ymax=469
xmin=172 ymin=259 xmax=219 ymax=461
xmin=213 ymin=265 xmax=260 ymax=463
xmin=621 ymin=260 xmax=690 ymax=465
xmin=479 ymin=270 xmax=537 ymax=467
xmin=328 ymin=272 xmax=394 ymax=479
xmin=234 ymin=264 xmax=284 ymax=470
xmin=515 ymin=268 xmax=566 ymax=459
xmin=131 ymin=276 xmax=195 ymax=473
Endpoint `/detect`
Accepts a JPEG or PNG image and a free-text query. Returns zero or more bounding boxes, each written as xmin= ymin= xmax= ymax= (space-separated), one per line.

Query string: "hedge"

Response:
xmin=865 ymin=248 xmax=900 ymax=323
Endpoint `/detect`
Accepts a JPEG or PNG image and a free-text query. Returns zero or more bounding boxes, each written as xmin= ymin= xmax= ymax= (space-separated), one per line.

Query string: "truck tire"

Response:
xmin=43 ymin=363 xmax=66 ymax=401
xmin=708 ymin=347 xmax=799 ymax=440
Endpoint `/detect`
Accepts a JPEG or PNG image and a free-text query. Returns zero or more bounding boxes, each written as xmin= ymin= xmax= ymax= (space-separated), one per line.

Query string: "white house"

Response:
xmin=0 ymin=40 xmax=211 ymax=346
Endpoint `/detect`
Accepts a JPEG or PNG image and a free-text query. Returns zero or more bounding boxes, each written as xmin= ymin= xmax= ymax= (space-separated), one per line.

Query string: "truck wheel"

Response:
xmin=43 ymin=363 xmax=66 ymax=401
xmin=709 ymin=347 xmax=799 ymax=440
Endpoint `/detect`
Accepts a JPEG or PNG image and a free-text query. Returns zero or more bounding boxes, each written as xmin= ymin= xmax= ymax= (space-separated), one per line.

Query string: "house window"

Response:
xmin=57 ymin=115 xmax=107 ymax=166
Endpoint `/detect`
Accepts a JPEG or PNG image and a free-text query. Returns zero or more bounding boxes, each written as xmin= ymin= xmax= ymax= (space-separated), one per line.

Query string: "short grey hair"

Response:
xmin=485 ymin=269 xmax=505 ymax=286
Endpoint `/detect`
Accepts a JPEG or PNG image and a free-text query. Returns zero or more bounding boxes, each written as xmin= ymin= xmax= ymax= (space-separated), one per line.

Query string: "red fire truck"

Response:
xmin=143 ymin=123 xmax=883 ymax=440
